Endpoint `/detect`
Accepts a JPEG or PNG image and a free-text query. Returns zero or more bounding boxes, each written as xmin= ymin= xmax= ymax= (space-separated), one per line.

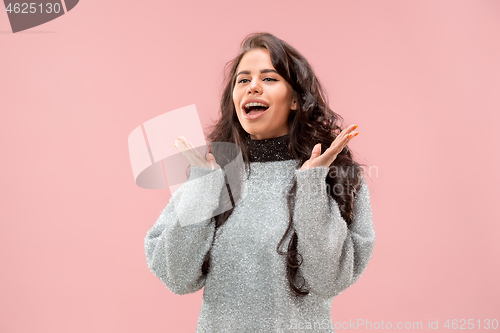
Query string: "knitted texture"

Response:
xmin=145 ymin=135 xmax=375 ymax=332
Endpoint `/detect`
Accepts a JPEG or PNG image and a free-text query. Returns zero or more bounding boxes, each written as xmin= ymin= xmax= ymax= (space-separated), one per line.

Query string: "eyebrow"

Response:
xmin=236 ymin=69 xmax=279 ymax=77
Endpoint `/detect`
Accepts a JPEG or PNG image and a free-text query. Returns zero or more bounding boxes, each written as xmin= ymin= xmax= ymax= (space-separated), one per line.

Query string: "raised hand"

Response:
xmin=174 ymin=136 xmax=221 ymax=170
xmin=300 ymin=124 xmax=359 ymax=171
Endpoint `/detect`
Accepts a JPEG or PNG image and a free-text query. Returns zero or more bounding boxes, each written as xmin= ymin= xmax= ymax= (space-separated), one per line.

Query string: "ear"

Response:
xmin=291 ymin=100 xmax=297 ymax=110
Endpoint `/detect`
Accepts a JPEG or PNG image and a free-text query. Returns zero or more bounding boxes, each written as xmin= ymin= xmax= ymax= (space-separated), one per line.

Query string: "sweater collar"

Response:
xmin=245 ymin=132 xmax=295 ymax=162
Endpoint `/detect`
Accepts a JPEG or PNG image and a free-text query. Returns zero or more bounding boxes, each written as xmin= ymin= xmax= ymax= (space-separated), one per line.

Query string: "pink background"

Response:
xmin=1 ymin=0 xmax=499 ymax=332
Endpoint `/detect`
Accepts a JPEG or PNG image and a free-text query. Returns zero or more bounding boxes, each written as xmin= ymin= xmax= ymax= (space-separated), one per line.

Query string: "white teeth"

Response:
xmin=244 ymin=102 xmax=268 ymax=109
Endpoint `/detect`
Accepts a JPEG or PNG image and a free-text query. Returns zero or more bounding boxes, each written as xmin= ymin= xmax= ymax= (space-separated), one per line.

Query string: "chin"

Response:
xmin=243 ymin=127 xmax=264 ymax=136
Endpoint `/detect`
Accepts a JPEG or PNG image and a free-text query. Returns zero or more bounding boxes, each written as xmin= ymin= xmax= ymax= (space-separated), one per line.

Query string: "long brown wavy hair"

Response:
xmin=200 ymin=32 xmax=367 ymax=297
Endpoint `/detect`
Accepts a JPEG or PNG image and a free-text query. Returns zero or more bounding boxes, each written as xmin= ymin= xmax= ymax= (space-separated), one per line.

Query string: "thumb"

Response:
xmin=310 ymin=143 xmax=321 ymax=159
xmin=207 ymin=153 xmax=218 ymax=162
xmin=207 ymin=153 xmax=218 ymax=169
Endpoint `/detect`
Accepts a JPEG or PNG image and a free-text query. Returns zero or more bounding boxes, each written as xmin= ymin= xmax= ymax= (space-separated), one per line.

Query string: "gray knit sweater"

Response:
xmin=144 ymin=134 xmax=375 ymax=333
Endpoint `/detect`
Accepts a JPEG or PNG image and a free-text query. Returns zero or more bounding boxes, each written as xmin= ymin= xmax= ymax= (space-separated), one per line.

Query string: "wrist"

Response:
xmin=295 ymin=166 xmax=329 ymax=193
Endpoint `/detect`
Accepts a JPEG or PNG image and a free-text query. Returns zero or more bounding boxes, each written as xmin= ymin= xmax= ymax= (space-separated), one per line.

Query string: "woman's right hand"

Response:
xmin=174 ymin=136 xmax=221 ymax=170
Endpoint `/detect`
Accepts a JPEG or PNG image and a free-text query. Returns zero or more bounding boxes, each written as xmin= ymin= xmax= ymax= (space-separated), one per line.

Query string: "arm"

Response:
xmin=293 ymin=166 xmax=375 ymax=299
xmin=144 ymin=165 xmax=226 ymax=295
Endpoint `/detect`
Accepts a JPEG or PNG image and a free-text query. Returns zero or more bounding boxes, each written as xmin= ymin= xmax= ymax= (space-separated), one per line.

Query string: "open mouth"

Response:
xmin=244 ymin=103 xmax=269 ymax=115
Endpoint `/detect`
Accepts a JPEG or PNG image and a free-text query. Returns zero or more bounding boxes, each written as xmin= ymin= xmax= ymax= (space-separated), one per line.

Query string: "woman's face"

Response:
xmin=233 ymin=48 xmax=296 ymax=140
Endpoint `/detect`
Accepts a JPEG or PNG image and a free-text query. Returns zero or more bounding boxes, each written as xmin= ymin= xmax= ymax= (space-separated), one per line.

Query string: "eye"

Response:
xmin=237 ymin=77 xmax=278 ymax=84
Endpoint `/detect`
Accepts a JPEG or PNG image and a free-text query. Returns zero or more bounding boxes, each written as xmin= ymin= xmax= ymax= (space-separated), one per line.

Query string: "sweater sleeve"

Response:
xmin=144 ymin=165 xmax=226 ymax=295
xmin=293 ymin=166 xmax=375 ymax=299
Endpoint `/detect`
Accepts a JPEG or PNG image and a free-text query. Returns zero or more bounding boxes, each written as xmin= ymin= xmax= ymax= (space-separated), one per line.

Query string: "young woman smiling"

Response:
xmin=145 ymin=32 xmax=375 ymax=333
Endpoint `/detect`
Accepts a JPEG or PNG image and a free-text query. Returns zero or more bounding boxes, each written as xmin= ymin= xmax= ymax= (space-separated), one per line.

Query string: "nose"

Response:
xmin=247 ymin=80 xmax=262 ymax=95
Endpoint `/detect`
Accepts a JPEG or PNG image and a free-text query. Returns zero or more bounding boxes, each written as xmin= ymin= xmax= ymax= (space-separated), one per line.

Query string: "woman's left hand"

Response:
xmin=300 ymin=124 xmax=359 ymax=171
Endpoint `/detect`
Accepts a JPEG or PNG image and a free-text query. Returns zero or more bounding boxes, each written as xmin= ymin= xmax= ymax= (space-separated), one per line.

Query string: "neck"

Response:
xmin=249 ymin=128 xmax=288 ymax=140
xmin=245 ymin=132 xmax=295 ymax=162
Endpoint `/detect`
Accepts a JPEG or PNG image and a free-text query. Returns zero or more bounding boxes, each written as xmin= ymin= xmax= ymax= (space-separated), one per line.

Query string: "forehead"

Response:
xmin=237 ymin=48 xmax=274 ymax=71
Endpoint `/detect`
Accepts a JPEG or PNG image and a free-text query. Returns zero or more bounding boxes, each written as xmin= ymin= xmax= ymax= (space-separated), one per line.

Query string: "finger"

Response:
xmin=325 ymin=124 xmax=358 ymax=153
xmin=181 ymin=136 xmax=207 ymax=162
xmin=346 ymin=131 xmax=359 ymax=140
xmin=174 ymin=138 xmax=184 ymax=151
xmin=310 ymin=143 xmax=322 ymax=159
xmin=178 ymin=136 xmax=191 ymax=152
xmin=310 ymin=150 xmax=335 ymax=168
xmin=178 ymin=136 xmax=203 ymax=167
xmin=342 ymin=132 xmax=357 ymax=147
xmin=175 ymin=137 xmax=198 ymax=166
xmin=340 ymin=131 xmax=359 ymax=152
xmin=324 ymin=130 xmax=356 ymax=157
xmin=338 ymin=124 xmax=358 ymax=140
xmin=208 ymin=153 xmax=222 ymax=169
xmin=175 ymin=137 xmax=187 ymax=151
xmin=178 ymin=148 xmax=196 ymax=166
xmin=177 ymin=136 xmax=192 ymax=150
xmin=205 ymin=152 xmax=213 ymax=165
xmin=181 ymin=136 xmax=196 ymax=149
xmin=316 ymin=128 xmax=358 ymax=166
xmin=335 ymin=124 xmax=358 ymax=143
xmin=180 ymin=136 xmax=192 ymax=150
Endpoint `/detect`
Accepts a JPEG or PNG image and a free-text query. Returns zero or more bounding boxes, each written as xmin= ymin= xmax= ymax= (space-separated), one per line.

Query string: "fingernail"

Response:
xmin=348 ymin=134 xmax=352 ymax=138
xmin=353 ymin=125 xmax=358 ymax=130
xmin=354 ymin=132 xmax=359 ymax=137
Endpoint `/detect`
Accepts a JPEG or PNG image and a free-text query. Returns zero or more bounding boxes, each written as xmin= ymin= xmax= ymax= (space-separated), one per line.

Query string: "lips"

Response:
xmin=240 ymin=98 xmax=270 ymax=121
xmin=242 ymin=106 xmax=269 ymax=121
xmin=241 ymin=98 xmax=269 ymax=120
xmin=241 ymin=98 xmax=270 ymax=110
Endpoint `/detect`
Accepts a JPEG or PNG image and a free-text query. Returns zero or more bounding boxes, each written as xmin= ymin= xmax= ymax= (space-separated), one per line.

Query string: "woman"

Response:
xmin=145 ymin=32 xmax=375 ymax=332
